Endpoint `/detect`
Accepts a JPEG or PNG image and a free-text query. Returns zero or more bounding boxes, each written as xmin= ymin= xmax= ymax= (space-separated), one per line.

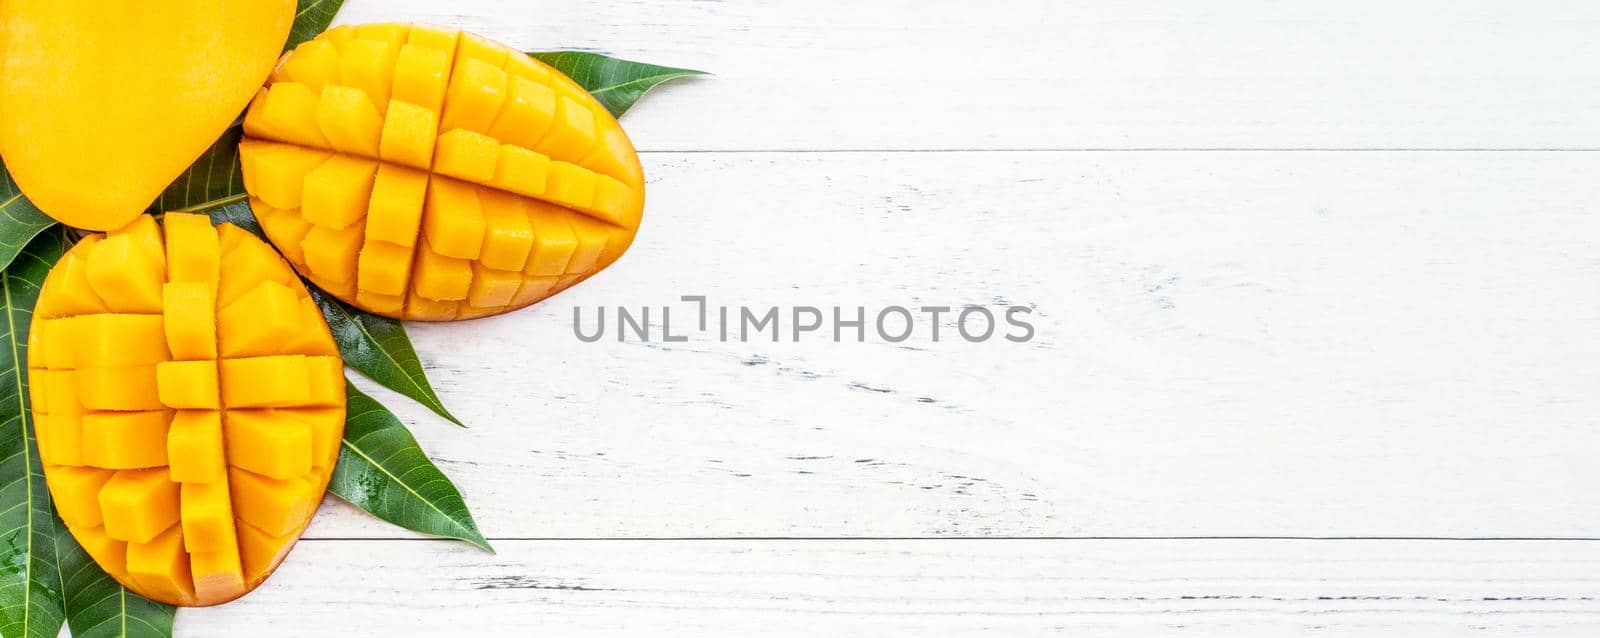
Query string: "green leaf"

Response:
xmin=146 ymin=124 xmax=263 ymax=237
xmin=151 ymin=121 xmax=245 ymax=216
xmin=286 ymin=0 xmax=346 ymax=51
xmin=330 ymin=382 xmax=490 ymax=551
xmin=0 ymin=162 xmax=59 ymax=274
xmin=196 ymin=199 xmax=264 ymax=239
xmin=0 ymin=228 xmax=70 ymax=638
xmin=311 ymin=290 xmax=463 ymax=427
xmin=56 ymin=523 xmax=175 ymax=638
xmin=527 ymin=51 xmax=706 ymax=118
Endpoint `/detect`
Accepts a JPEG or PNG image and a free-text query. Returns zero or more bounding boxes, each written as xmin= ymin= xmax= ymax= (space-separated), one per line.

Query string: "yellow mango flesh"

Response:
xmin=31 ymin=213 xmax=344 ymax=606
xmin=243 ymin=24 xmax=645 ymax=320
xmin=0 ymin=0 xmax=295 ymax=231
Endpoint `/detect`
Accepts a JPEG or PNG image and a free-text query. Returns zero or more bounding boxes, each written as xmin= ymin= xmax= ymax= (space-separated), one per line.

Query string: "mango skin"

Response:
xmin=0 ymin=0 xmax=295 ymax=230
xmin=30 ymin=213 xmax=344 ymax=606
xmin=242 ymin=24 xmax=645 ymax=321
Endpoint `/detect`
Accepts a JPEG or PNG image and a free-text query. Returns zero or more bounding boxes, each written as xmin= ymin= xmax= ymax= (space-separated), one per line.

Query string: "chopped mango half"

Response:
xmin=244 ymin=24 xmax=645 ymax=320
xmin=31 ymin=213 xmax=345 ymax=607
xmin=0 ymin=0 xmax=295 ymax=230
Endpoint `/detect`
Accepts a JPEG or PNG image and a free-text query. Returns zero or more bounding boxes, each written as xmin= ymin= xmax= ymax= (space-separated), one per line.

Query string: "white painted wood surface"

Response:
xmin=190 ymin=539 xmax=1600 ymax=636
xmin=342 ymin=0 xmax=1600 ymax=151
xmin=309 ymin=150 xmax=1600 ymax=540
xmin=186 ymin=0 xmax=1600 ymax=635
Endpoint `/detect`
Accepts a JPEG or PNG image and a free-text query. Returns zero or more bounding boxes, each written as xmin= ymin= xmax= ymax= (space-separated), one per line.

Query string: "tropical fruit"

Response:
xmin=241 ymin=23 xmax=645 ymax=321
xmin=0 ymin=0 xmax=295 ymax=230
xmin=30 ymin=213 xmax=345 ymax=606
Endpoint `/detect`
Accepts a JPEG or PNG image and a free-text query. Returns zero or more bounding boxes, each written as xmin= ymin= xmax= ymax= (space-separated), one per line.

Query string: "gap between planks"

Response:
xmin=184 ymin=537 xmax=1600 ymax=637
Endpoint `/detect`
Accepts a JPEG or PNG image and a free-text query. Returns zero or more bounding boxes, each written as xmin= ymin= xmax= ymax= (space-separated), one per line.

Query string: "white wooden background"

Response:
xmin=184 ymin=0 xmax=1600 ymax=635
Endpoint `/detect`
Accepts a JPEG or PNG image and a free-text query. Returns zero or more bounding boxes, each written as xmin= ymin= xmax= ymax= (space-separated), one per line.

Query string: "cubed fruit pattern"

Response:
xmin=240 ymin=23 xmax=645 ymax=321
xmin=28 ymin=213 xmax=346 ymax=607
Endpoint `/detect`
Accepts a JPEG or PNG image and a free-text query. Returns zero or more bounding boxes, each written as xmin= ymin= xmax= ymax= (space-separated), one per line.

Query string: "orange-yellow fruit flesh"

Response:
xmin=243 ymin=23 xmax=645 ymax=321
xmin=30 ymin=213 xmax=345 ymax=606
xmin=236 ymin=520 xmax=294 ymax=586
xmin=0 ymin=0 xmax=295 ymax=230
xmin=167 ymin=411 xmax=225 ymax=483
xmin=229 ymin=468 xmax=323 ymax=538
xmin=190 ymin=542 xmax=246 ymax=605
xmin=224 ymin=411 xmax=313 ymax=479
xmin=69 ymin=525 xmax=130 ymax=580
xmin=126 ymin=526 xmax=195 ymax=604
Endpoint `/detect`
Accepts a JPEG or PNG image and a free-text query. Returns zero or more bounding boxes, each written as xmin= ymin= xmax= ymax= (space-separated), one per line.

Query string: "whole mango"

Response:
xmin=30 ymin=213 xmax=344 ymax=606
xmin=241 ymin=24 xmax=646 ymax=321
xmin=0 ymin=0 xmax=294 ymax=230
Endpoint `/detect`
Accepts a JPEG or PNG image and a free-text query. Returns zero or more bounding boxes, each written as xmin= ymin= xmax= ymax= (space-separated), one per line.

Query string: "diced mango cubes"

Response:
xmin=30 ymin=213 xmax=345 ymax=607
xmin=85 ymin=232 xmax=164 ymax=313
xmin=162 ymin=282 xmax=218 ymax=360
xmin=217 ymin=281 xmax=303 ymax=357
xmin=241 ymin=24 xmax=646 ymax=320
xmin=167 ymin=411 xmax=225 ymax=483
xmin=440 ymin=58 xmax=507 ymax=134
xmin=243 ymin=82 xmax=329 ymax=149
xmin=164 ymin=212 xmax=220 ymax=287
xmin=82 ymin=411 xmax=172 ymax=469
xmin=315 ymin=85 xmax=383 ymax=156
xmin=423 ymin=177 xmax=485 ymax=259
xmin=77 ymin=366 xmax=162 ymax=411
xmin=433 ymin=129 xmax=500 ymax=183
xmin=190 ymin=542 xmax=246 ymax=605
xmin=378 ymin=100 xmax=438 ymax=169
xmin=219 ymin=356 xmax=312 ymax=408
xmin=126 ymin=526 xmax=195 ymax=603
xmin=71 ymin=314 xmax=170 ymax=366
xmin=45 ymin=466 xmax=113 ymax=528
xmin=99 ymin=468 xmax=181 ymax=543
xmin=229 ymin=469 xmax=321 ymax=538
xmin=156 ymin=360 xmax=220 ymax=409
xmin=180 ymin=479 xmax=237 ymax=552
xmin=302 ymin=155 xmax=380 ymax=229
xmin=224 ymin=411 xmax=312 ymax=480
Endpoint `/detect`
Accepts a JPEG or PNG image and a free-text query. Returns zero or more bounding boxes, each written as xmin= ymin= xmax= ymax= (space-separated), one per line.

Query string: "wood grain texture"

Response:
xmin=295 ymin=150 xmax=1600 ymax=540
xmin=185 ymin=539 xmax=1600 ymax=636
xmin=333 ymin=0 xmax=1600 ymax=151
xmin=201 ymin=1 xmax=1600 ymax=634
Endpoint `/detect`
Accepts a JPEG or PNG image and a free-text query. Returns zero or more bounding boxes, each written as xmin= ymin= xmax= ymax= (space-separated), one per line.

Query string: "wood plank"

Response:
xmin=337 ymin=0 xmax=1600 ymax=150
xmin=186 ymin=539 xmax=1600 ymax=636
xmin=297 ymin=151 xmax=1600 ymax=539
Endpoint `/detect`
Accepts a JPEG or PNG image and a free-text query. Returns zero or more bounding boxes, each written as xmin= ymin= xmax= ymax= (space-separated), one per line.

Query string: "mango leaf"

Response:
xmin=286 ymin=0 xmax=346 ymax=51
xmin=200 ymin=199 xmax=265 ymax=239
xmin=0 ymin=162 xmax=59 ymax=274
xmin=527 ymin=51 xmax=706 ymax=118
xmin=56 ymin=522 xmax=175 ymax=638
xmin=331 ymin=382 xmax=490 ymax=552
xmin=151 ymin=121 xmax=245 ymax=216
xmin=0 ymin=228 xmax=70 ymax=638
xmin=148 ymin=127 xmax=261 ymax=237
xmin=312 ymin=291 xmax=462 ymax=427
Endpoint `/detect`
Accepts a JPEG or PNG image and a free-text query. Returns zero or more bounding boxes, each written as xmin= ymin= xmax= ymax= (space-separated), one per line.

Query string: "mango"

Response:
xmin=243 ymin=24 xmax=645 ymax=320
xmin=31 ymin=213 xmax=345 ymax=606
xmin=0 ymin=0 xmax=295 ymax=230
